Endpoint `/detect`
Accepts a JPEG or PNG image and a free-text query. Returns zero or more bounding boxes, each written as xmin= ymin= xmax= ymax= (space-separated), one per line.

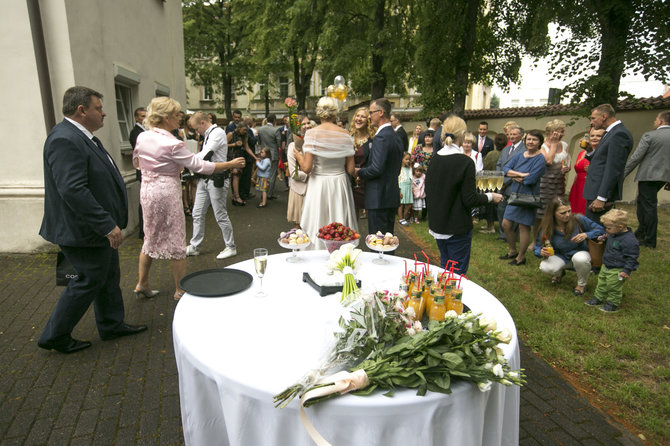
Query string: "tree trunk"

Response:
xmin=593 ymin=0 xmax=633 ymax=109
xmin=453 ymin=0 xmax=480 ymax=117
xmin=370 ymin=0 xmax=386 ymax=99
xmin=292 ymin=51 xmax=311 ymax=111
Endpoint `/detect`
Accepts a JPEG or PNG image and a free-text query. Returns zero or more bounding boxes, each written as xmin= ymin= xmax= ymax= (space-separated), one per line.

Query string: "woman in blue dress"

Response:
xmin=501 ymin=129 xmax=547 ymax=265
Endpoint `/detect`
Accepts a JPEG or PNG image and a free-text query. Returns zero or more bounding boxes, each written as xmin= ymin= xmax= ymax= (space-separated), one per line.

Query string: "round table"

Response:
xmin=173 ymin=251 xmax=520 ymax=446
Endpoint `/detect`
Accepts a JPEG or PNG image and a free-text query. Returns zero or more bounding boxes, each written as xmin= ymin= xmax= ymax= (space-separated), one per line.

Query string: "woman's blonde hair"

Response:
xmin=441 ymin=114 xmax=467 ymax=146
xmin=545 ymin=119 xmax=566 ymax=134
xmin=315 ymin=96 xmax=339 ymax=121
xmin=349 ymin=107 xmax=375 ymax=139
xmin=144 ymin=97 xmax=181 ymax=129
xmin=503 ymin=120 xmax=518 ymax=133
xmin=463 ymin=132 xmax=476 ymax=145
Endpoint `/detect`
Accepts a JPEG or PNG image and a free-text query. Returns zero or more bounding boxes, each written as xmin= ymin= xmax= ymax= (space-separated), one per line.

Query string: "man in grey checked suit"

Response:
xmin=623 ymin=110 xmax=670 ymax=248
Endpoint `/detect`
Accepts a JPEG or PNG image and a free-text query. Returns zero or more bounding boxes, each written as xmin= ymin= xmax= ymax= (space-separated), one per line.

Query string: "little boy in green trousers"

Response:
xmin=585 ymin=209 xmax=639 ymax=313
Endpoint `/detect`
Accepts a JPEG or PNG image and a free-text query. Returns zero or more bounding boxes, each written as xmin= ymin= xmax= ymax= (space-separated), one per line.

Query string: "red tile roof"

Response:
xmin=464 ymin=96 xmax=670 ymax=119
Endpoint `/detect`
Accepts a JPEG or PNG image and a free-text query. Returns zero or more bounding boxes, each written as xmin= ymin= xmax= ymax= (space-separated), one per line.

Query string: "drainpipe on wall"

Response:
xmin=27 ymin=0 xmax=56 ymax=133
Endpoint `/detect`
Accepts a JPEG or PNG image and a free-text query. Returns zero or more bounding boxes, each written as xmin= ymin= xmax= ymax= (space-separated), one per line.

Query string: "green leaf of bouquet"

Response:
xmin=383 ymin=389 xmax=395 ymax=398
xmin=433 ymin=374 xmax=451 ymax=390
xmin=441 ymin=352 xmax=464 ymax=368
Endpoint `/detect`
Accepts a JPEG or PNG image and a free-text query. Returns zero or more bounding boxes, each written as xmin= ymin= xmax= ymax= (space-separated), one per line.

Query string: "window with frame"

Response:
xmin=279 ymin=76 xmax=289 ymax=98
xmin=202 ymin=85 xmax=213 ymax=101
xmin=115 ymin=84 xmax=133 ymax=141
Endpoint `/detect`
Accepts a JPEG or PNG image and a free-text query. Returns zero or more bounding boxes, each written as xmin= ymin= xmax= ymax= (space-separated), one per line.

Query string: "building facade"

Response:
xmin=0 ymin=0 xmax=186 ymax=252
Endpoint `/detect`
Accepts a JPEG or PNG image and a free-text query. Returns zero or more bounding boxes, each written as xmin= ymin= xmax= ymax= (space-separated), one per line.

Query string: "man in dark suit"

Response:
xmin=391 ymin=114 xmax=409 ymax=152
xmin=476 ymin=121 xmax=494 ymax=158
xmin=583 ymin=104 xmax=634 ymax=224
xmin=357 ymin=98 xmax=404 ymax=236
xmin=38 ymin=86 xmax=147 ymax=354
xmin=623 ymin=110 xmax=670 ymax=247
xmin=257 ymin=114 xmax=282 ymax=199
xmin=129 ymin=107 xmax=146 ymax=239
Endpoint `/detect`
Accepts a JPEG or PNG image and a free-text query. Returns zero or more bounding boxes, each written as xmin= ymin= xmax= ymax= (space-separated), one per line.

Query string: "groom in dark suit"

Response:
xmin=357 ymin=98 xmax=404 ymax=236
xmin=583 ymin=104 xmax=634 ymax=223
xmin=38 ymin=86 xmax=146 ymax=354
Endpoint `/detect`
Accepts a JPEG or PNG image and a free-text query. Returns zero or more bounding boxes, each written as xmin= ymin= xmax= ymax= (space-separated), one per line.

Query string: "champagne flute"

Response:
xmin=253 ymin=248 xmax=268 ymax=297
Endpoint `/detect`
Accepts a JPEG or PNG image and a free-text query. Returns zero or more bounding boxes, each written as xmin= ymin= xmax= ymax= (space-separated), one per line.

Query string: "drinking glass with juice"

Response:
xmin=429 ymin=295 xmax=447 ymax=322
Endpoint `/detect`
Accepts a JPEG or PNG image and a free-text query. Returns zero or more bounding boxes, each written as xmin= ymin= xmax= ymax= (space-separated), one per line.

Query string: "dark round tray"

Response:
xmin=179 ymin=268 xmax=253 ymax=297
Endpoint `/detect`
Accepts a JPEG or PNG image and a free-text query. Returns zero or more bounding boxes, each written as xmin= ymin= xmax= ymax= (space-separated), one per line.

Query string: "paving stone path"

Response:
xmin=0 ymin=191 xmax=642 ymax=445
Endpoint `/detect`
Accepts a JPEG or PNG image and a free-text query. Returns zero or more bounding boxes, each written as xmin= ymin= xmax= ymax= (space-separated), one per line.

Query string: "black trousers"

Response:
xmin=367 ymin=208 xmax=396 ymax=237
xmin=239 ymin=152 xmax=254 ymax=199
xmin=39 ymin=245 xmax=125 ymax=344
xmin=635 ymin=181 xmax=665 ymax=247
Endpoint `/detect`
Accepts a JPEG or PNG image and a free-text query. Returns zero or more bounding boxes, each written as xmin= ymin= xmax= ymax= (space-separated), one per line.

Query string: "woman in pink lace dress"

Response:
xmin=133 ymin=97 xmax=244 ymax=300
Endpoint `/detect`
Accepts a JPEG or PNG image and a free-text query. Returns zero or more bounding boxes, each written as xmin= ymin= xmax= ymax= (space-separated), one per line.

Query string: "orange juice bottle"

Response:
xmin=451 ymin=287 xmax=464 ymax=315
xmin=422 ymin=279 xmax=433 ymax=312
xmin=543 ymin=239 xmax=554 ymax=257
xmin=429 ymin=295 xmax=447 ymax=322
xmin=407 ymin=272 xmax=417 ymax=297
xmin=407 ymin=290 xmax=424 ymax=320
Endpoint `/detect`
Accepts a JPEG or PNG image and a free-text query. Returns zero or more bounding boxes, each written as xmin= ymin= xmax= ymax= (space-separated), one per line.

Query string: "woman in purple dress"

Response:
xmin=133 ymin=97 xmax=244 ymax=300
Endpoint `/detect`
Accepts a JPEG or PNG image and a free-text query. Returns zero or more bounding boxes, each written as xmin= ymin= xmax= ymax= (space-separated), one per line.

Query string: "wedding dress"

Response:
xmin=299 ymin=128 xmax=359 ymax=250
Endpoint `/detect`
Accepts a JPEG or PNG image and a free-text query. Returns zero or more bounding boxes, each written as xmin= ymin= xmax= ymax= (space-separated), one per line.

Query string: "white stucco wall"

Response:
xmin=0 ymin=0 xmax=186 ymax=253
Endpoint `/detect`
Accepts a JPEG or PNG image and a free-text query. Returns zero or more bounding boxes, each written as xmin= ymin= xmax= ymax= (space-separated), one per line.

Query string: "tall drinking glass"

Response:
xmin=253 ymin=248 xmax=268 ymax=297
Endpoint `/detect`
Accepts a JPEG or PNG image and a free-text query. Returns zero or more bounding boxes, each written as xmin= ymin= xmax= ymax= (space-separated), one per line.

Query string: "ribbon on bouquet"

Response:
xmin=299 ymin=370 xmax=370 ymax=446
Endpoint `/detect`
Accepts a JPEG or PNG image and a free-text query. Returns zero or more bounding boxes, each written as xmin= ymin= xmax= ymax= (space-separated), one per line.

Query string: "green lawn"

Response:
xmin=401 ymin=204 xmax=670 ymax=445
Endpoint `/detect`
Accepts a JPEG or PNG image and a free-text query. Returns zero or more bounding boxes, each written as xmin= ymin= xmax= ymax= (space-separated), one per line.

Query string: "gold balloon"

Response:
xmin=335 ymin=84 xmax=348 ymax=101
xmin=326 ymin=84 xmax=337 ymax=98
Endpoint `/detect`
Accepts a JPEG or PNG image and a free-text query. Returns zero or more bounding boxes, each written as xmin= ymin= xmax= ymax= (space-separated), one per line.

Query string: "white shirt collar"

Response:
xmin=437 ymin=143 xmax=462 ymax=156
xmin=605 ymin=120 xmax=621 ymax=132
xmin=65 ymin=117 xmax=93 ymax=140
xmin=375 ymin=122 xmax=392 ymax=136
xmin=204 ymin=123 xmax=218 ymax=138
xmin=657 ymin=125 xmax=670 ymax=130
xmin=135 ymin=122 xmax=146 ymax=130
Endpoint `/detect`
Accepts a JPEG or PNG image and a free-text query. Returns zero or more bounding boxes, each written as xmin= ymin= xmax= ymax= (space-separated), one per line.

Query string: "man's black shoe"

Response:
xmin=268 ymin=195 xmax=278 ymax=200
xmin=38 ymin=338 xmax=91 ymax=354
xmin=100 ymin=323 xmax=148 ymax=341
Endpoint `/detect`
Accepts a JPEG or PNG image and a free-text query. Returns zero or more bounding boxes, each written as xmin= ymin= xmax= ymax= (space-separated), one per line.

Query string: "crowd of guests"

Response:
xmin=36 ymin=85 xmax=667 ymax=354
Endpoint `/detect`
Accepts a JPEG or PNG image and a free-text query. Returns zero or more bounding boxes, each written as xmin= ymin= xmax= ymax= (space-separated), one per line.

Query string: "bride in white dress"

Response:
xmin=294 ymin=97 xmax=358 ymax=250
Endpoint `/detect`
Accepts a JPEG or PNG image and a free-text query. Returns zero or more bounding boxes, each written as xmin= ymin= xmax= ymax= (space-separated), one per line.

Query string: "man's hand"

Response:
xmin=589 ymin=199 xmax=605 ymax=212
xmin=106 ymin=226 xmax=123 ymax=250
xmin=230 ymin=157 xmax=245 ymax=169
xmin=490 ymin=193 xmax=503 ymax=204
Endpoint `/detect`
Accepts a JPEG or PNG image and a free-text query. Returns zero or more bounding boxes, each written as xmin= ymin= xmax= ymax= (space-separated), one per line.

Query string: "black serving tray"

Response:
xmin=302 ymin=272 xmax=362 ymax=297
xmin=179 ymin=268 xmax=253 ymax=297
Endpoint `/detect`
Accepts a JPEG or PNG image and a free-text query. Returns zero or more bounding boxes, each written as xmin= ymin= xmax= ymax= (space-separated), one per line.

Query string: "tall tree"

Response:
xmin=246 ymin=0 xmax=327 ymax=111
xmin=183 ymin=0 xmax=254 ymax=119
xmin=411 ymin=0 xmax=533 ymax=116
xmin=537 ymin=0 xmax=669 ymax=111
xmin=318 ymin=0 xmax=415 ymax=100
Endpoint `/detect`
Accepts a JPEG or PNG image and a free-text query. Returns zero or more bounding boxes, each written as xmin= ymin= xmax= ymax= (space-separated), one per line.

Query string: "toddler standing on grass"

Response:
xmin=398 ymin=153 xmax=414 ymax=226
xmin=255 ymin=148 xmax=271 ymax=208
xmin=411 ymin=163 xmax=426 ymax=223
xmin=585 ymin=209 xmax=639 ymax=313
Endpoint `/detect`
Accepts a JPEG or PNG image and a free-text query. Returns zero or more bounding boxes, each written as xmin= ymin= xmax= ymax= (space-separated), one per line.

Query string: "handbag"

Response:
xmin=507 ymin=183 xmax=541 ymax=208
xmin=56 ymin=251 xmax=78 ymax=286
xmin=588 ymin=240 xmax=605 ymax=268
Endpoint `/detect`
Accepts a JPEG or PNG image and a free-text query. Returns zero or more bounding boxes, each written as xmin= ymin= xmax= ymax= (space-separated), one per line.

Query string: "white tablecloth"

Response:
xmin=173 ymin=251 xmax=520 ymax=446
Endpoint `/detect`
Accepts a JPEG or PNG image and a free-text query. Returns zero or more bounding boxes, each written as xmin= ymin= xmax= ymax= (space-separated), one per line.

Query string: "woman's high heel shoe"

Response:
xmin=134 ymin=285 xmax=159 ymax=299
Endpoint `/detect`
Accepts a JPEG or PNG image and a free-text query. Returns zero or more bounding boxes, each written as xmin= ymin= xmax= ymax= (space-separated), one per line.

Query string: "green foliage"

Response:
xmin=525 ymin=0 xmax=670 ymax=112
xmin=410 ymin=0 xmax=527 ymax=115
xmin=182 ymin=0 xmax=255 ymax=117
